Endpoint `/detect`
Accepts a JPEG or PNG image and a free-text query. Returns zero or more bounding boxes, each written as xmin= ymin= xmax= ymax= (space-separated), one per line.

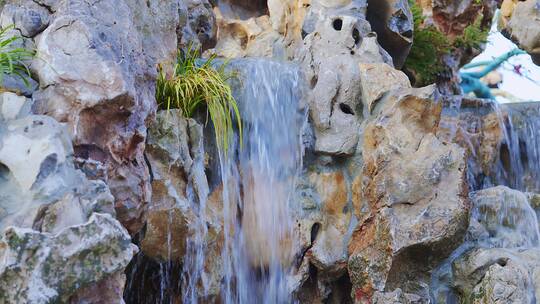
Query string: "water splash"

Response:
xmin=217 ymin=59 xmax=306 ymax=303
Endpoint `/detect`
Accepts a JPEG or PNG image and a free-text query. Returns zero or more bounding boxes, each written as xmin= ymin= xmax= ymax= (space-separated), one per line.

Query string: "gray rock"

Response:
xmin=31 ymin=0 xmax=181 ymax=234
xmin=0 ymin=0 xmax=51 ymax=37
xmin=297 ymin=12 xmax=391 ymax=156
xmin=366 ymin=0 xmax=413 ymax=68
xmin=0 ymin=213 xmax=136 ymax=304
xmin=0 ymin=92 xmax=31 ymax=121
xmin=506 ymin=0 xmax=540 ymax=65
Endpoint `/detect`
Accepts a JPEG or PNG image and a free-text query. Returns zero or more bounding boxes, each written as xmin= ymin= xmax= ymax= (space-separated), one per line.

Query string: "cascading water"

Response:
xmin=219 ymin=59 xmax=305 ymax=304
xmin=431 ymin=100 xmax=540 ymax=303
xmin=178 ymin=58 xmax=306 ymax=303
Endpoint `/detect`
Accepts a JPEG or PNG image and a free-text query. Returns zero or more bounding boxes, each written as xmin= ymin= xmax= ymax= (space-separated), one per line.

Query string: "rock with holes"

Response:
xmin=297 ymin=12 xmax=391 ymax=155
xmin=291 ymin=167 xmax=356 ymax=302
xmin=0 ymin=213 xmax=137 ymax=303
xmin=0 ymin=0 xmax=51 ymax=38
xmin=366 ymin=0 xmax=413 ymax=68
xmin=180 ymin=0 xmax=216 ymax=50
xmin=302 ymin=0 xmax=368 ymax=36
xmin=348 ymin=86 xmax=469 ymax=302
xmin=31 ymin=0 xmax=181 ymax=234
xmin=448 ymin=247 xmax=540 ymax=304
xmin=505 ymin=0 xmax=540 ymax=66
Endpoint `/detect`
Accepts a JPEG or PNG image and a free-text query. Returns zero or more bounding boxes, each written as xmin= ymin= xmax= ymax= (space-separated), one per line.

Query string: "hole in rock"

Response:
xmin=0 ymin=163 xmax=10 ymax=181
xmin=310 ymin=222 xmax=321 ymax=243
xmin=352 ymin=28 xmax=361 ymax=45
xmin=339 ymin=103 xmax=355 ymax=115
xmin=333 ymin=18 xmax=343 ymax=31
xmin=310 ymin=75 xmax=318 ymax=89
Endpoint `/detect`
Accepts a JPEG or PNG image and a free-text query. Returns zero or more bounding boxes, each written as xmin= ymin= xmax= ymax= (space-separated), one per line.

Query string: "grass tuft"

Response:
xmin=156 ymin=46 xmax=242 ymax=155
xmin=0 ymin=25 xmax=34 ymax=87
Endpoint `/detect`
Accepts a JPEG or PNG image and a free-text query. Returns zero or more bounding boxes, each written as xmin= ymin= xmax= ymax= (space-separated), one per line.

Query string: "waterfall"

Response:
xmin=205 ymin=59 xmax=305 ymax=303
xmin=431 ymin=100 xmax=540 ymax=303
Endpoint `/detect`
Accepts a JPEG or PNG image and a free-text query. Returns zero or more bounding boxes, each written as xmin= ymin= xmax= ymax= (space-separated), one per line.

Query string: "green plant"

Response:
xmin=156 ymin=46 xmax=242 ymax=154
xmin=0 ymin=25 xmax=34 ymax=87
xmin=404 ymin=0 xmax=489 ymax=86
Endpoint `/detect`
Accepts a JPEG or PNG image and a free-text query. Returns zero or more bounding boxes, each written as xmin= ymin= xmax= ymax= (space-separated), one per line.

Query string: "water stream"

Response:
xmin=184 ymin=58 xmax=306 ymax=304
xmin=431 ymin=100 xmax=540 ymax=303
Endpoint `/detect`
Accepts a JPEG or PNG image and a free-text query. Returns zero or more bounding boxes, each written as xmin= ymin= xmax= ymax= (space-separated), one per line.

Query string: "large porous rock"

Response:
xmin=292 ymin=166 xmax=356 ymax=300
xmin=348 ymin=86 xmax=469 ymax=302
xmin=0 ymin=112 xmax=135 ymax=303
xmin=298 ymin=12 xmax=392 ymax=156
xmin=504 ymin=0 xmax=540 ymax=65
xmin=0 ymin=115 xmax=111 ymax=231
xmin=31 ymin=0 xmax=181 ymax=234
xmin=366 ymin=0 xmax=413 ymax=68
xmin=0 ymin=213 xmax=136 ymax=303
xmin=450 ymin=247 xmax=540 ymax=304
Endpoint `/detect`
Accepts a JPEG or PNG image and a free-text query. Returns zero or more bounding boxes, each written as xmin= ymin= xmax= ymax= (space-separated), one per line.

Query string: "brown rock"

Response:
xmin=348 ymin=86 xmax=469 ymax=301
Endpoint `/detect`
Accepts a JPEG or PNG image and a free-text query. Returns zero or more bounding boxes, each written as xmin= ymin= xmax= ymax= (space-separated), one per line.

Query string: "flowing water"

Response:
xmin=431 ymin=100 xmax=540 ymax=303
xmin=219 ymin=59 xmax=305 ymax=304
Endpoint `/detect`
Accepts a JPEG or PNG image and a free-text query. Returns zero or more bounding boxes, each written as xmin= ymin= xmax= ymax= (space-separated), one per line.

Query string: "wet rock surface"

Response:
xmin=1 ymin=0 xmax=539 ymax=303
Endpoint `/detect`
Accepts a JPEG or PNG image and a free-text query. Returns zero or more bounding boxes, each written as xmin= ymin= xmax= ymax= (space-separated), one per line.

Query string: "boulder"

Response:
xmin=0 ymin=213 xmax=136 ymax=303
xmin=0 ymin=0 xmax=51 ymax=38
xmin=31 ymin=0 xmax=181 ymax=234
xmin=505 ymin=0 xmax=540 ymax=65
xmin=451 ymin=247 xmax=540 ymax=304
xmin=348 ymin=86 xmax=469 ymax=302
xmin=298 ymin=12 xmax=391 ymax=156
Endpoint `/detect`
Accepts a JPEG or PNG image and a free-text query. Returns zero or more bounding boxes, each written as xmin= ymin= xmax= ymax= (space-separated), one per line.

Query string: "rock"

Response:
xmin=0 ymin=92 xmax=31 ymax=121
xmin=366 ymin=0 xmax=413 ymax=68
xmin=505 ymin=0 xmax=540 ymax=65
xmin=293 ymin=168 xmax=355 ymax=287
xmin=1 ymin=74 xmax=38 ymax=97
xmin=372 ymin=288 xmax=428 ymax=304
xmin=0 ymin=0 xmax=51 ymax=38
xmin=183 ymin=0 xmax=217 ymax=50
xmin=469 ymin=186 xmax=540 ymax=248
xmin=358 ymin=62 xmax=411 ymax=115
xmin=0 ymin=213 xmax=136 ymax=303
xmin=31 ymin=0 xmax=181 ymax=234
xmin=141 ymin=109 xmax=223 ymax=299
xmin=348 ymin=86 xmax=469 ymax=302
xmin=451 ymin=247 xmax=540 ymax=304
xmin=68 ymin=272 xmax=127 ymax=304
xmin=298 ymin=12 xmax=391 ymax=156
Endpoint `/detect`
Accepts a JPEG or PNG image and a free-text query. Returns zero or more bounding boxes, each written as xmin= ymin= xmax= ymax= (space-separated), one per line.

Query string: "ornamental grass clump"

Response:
xmin=0 ymin=25 xmax=34 ymax=87
xmin=156 ymin=46 xmax=242 ymax=155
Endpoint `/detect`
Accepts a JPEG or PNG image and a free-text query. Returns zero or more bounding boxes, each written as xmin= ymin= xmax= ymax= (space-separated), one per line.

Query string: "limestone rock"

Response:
xmin=68 ymin=272 xmax=127 ymax=304
xmin=0 ymin=0 xmax=51 ymax=38
xmin=469 ymin=186 xmax=540 ymax=248
xmin=31 ymin=0 xmax=181 ymax=234
xmin=366 ymin=0 xmax=413 ymax=68
xmin=451 ymin=247 xmax=540 ymax=304
xmin=298 ymin=13 xmax=391 ymax=156
xmin=506 ymin=0 xmax=540 ymax=65
xmin=358 ymin=62 xmax=411 ymax=115
xmin=0 ymin=92 xmax=31 ymax=121
xmin=348 ymin=86 xmax=469 ymax=302
xmin=0 ymin=213 xmax=136 ymax=304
